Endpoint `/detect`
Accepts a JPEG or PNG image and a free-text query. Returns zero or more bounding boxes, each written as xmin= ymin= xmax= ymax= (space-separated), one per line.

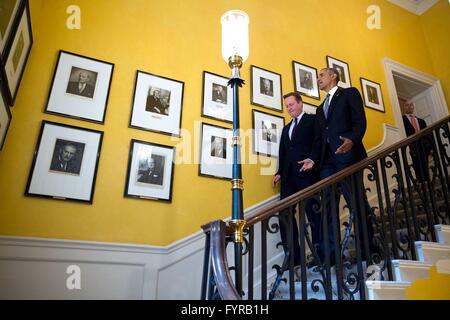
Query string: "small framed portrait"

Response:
xmin=0 ymin=0 xmax=23 ymax=55
xmin=252 ymin=109 xmax=284 ymax=157
xmin=292 ymin=61 xmax=320 ymax=100
xmin=250 ymin=65 xmax=283 ymax=112
xmin=326 ymin=56 xmax=351 ymax=89
xmin=44 ymin=50 xmax=114 ymax=124
xmin=0 ymin=87 xmax=12 ymax=150
xmin=25 ymin=120 xmax=103 ymax=203
xmin=302 ymin=102 xmax=318 ymax=115
xmin=124 ymin=139 xmax=175 ymax=202
xmin=0 ymin=0 xmax=33 ymax=106
xmin=199 ymin=122 xmax=233 ymax=180
xmin=130 ymin=70 xmax=184 ymax=137
xmin=201 ymin=71 xmax=233 ymax=123
xmin=360 ymin=77 xmax=385 ymax=113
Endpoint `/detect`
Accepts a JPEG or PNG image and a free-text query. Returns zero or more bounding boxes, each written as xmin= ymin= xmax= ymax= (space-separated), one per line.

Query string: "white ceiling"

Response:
xmin=393 ymin=72 xmax=430 ymax=100
xmin=387 ymin=0 xmax=439 ymax=15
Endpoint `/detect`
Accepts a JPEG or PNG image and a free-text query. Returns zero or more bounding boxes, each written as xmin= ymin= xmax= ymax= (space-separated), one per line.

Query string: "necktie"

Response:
xmin=323 ymin=93 xmax=331 ymax=118
xmin=289 ymin=117 xmax=298 ymax=140
xmin=410 ymin=115 xmax=419 ymax=133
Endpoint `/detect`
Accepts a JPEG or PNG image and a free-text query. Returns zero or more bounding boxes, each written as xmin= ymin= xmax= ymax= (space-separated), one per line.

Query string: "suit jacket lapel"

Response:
xmin=325 ymin=87 xmax=343 ymax=123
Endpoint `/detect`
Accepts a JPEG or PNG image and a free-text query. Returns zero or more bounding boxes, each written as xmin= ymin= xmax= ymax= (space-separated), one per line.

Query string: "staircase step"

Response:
xmin=366 ymin=280 xmax=411 ymax=300
xmin=391 ymin=259 xmax=433 ymax=282
xmin=434 ymin=224 xmax=450 ymax=245
xmin=414 ymin=241 xmax=450 ymax=264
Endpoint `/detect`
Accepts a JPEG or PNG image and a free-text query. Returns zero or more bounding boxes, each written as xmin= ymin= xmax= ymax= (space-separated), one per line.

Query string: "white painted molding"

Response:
xmin=435 ymin=224 xmax=450 ymax=245
xmin=383 ymin=58 xmax=449 ymax=143
xmin=387 ymin=0 xmax=439 ymax=15
xmin=391 ymin=259 xmax=433 ymax=282
xmin=0 ymin=194 xmax=280 ymax=299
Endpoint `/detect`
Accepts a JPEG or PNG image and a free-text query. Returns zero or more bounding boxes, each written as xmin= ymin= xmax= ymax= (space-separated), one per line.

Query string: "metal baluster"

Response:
xmin=247 ymin=225 xmax=254 ymax=300
xmin=261 ymin=219 xmax=267 ymax=300
xmin=380 ymin=157 xmax=399 ymax=259
xmin=331 ymin=184 xmax=343 ymax=300
xmin=299 ymin=200 xmax=308 ymax=300
xmin=201 ymin=232 xmax=211 ymax=299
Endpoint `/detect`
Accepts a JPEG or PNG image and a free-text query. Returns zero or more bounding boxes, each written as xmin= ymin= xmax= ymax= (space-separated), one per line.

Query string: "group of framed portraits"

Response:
xmin=12 ymin=34 xmax=386 ymax=202
xmin=25 ymin=49 xmax=181 ymax=203
xmin=0 ymin=0 xmax=33 ymax=152
xmin=293 ymin=55 xmax=385 ymax=113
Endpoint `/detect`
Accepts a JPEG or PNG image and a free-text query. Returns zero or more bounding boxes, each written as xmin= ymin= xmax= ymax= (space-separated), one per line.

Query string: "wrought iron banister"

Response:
xmin=202 ymin=115 xmax=450 ymax=300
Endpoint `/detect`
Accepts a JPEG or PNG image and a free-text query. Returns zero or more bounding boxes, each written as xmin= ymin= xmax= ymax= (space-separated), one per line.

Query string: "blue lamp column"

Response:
xmin=221 ymin=10 xmax=249 ymax=297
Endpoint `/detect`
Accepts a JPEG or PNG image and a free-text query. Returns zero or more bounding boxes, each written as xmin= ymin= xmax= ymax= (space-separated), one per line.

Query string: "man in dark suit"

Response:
xmin=301 ymin=67 xmax=373 ymax=265
xmin=50 ymin=142 xmax=81 ymax=174
xmin=138 ymin=156 xmax=163 ymax=185
xmin=212 ymin=84 xmax=227 ymax=104
xmin=66 ymin=71 xmax=95 ymax=98
xmin=402 ymin=100 xmax=430 ymax=181
xmin=272 ymin=92 xmax=321 ymax=274
xmin=146 ymin=89 xmax=165 ymax=114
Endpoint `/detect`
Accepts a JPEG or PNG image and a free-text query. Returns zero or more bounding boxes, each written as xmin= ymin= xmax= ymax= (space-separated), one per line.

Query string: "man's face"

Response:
xmin=61 ymin=145 xmax=76 ymax=162
xmin=318 ymin=69 xmax=336 ymax=91
xmin=404 ymin=101 xmax=415 ymax=114
xmin=79 ymin=72 xmax=89 ymax=83
xmin=153 ymin=90 xmax=160 ymax=98
xmin=147 ymin=158 xmax=155 ymax=170
xmin=284 ymin=96 xmax=303 ymax=118
xmin=215 ymin=138 xmax=223 ymax=151
xmin=263 ymin=79 xmax=270 ymax=90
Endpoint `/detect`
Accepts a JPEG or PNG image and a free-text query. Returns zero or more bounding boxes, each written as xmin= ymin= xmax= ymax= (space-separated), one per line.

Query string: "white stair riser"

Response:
xmin=435 ymin=225 xmax=450 ymax=245
xmin=368 ymin=289 xmax=407 ymax=300
xmin=393 ymin=265 xmax=431 ymax=282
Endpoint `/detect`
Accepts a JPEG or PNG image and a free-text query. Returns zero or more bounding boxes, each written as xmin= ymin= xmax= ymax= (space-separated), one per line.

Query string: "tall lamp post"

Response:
xmin=221 ymin=10 xmax=249 ymax=296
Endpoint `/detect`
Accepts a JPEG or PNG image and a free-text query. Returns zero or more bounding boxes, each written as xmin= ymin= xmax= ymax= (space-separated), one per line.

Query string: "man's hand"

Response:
xmin=335 ymin=136 xmax=354 ymax=154
xmin=272 ymin=174 xmax=281 ymax=188
xmin=298 ymin=159 xmax=314 ymax=172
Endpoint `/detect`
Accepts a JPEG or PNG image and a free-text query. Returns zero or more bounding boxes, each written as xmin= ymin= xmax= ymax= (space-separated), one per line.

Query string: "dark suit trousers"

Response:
xmin=318 ymin=145 xmax=375 ymax=264
xmin=280 ymin=169 xmax=319 ymax=266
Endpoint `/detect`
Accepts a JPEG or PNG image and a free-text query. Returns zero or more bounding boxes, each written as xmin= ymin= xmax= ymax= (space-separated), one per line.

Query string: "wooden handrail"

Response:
xmin=209 ymin=220 xmax=241 ymax=300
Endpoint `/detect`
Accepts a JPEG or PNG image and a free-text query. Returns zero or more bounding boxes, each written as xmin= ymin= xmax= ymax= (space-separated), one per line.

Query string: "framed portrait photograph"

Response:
xmin=360 ymin=77 xmax=385 ymax=113
xmin=292 ymin=61 xmax=320 ymax=100
xmin=302 ymin=102 xmax=317 ymax=115
xmin=0 ymin=0 xmax=23 ymax=55
xmin=0 ymin=87 xmax=12 ymax=150
xmin=201 ymin=71 xmax=233 ymax=123
xmin=124 ymin=139 xmax=175 ymax=202
xmin=250 ymin=65 xmax=282 ymax=112
xmin=130 ymin=70 xmax=184 ymax=137
xmin=45 ymin=50 xmax=114 ymax=123
xmin=326 ymin=56 xmax=351 ymax=89
xmin=252 ymin=109 xmax=284 ymax=157
xmin=199 ymin=122 xmax=233 ymax=180
xmin=25 ymin=120 xmax=103 ymax=203
xmin=0 ymin=0 xmax=32 ymax=106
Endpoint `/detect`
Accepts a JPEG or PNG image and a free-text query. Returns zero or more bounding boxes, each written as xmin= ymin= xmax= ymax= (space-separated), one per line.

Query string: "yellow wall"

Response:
xmin=0 ymin=0 xmax=447 ymax=246
xmin=420 ymin=0 xmax=450 ymax=105
xmin=406 ymin=267 xmax=450 ymax=300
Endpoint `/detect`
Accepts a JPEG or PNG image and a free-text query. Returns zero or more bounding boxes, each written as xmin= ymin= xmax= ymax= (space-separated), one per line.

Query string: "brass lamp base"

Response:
xmin=228 ymin=55 xmax=243 ymax=79
xmin=229 ymin=219 xmax=246 ymax=243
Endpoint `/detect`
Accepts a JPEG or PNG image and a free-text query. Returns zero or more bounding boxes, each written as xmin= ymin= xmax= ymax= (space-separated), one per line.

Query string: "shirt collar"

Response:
xmin=327 ymin=86 xmax=339 ymax=101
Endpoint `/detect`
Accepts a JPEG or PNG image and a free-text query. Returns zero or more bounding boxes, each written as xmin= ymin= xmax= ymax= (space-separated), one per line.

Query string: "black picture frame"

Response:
xmin=360 ymin=77 xmax=385 ymax=113
xmin=124 ymin=139 xmax=175 ymax=202
xmin=201 ymin=71 xmax=233 ymax=124
xmin=0 ymin=0 xmax=23 ymax=56
xmin=129 ymin=70 xmax=184 ymax=137
xmin=44 ymin=50 xmax=115 ymax=124
xmin=250 ymin=65 xmax=283 ymax=112
xmin=25 ymin=120 xmax=104 ymax=203
xmin=252 ymin=109 xmax=285 ymax=157
xmin=0 ymin=0 xmax=33 ymax=106
xmin=302 ymin=102 xmax=318 ymax=115
xmin=326 ymin=55 xmax=352 ymax=89
xmin=0 ymin=84 xmax=12 ymax=151
xmin=292 ymin=60 xmax=320 ymax=100
xmin=199 ymin=122 xmax=233 ymax=180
